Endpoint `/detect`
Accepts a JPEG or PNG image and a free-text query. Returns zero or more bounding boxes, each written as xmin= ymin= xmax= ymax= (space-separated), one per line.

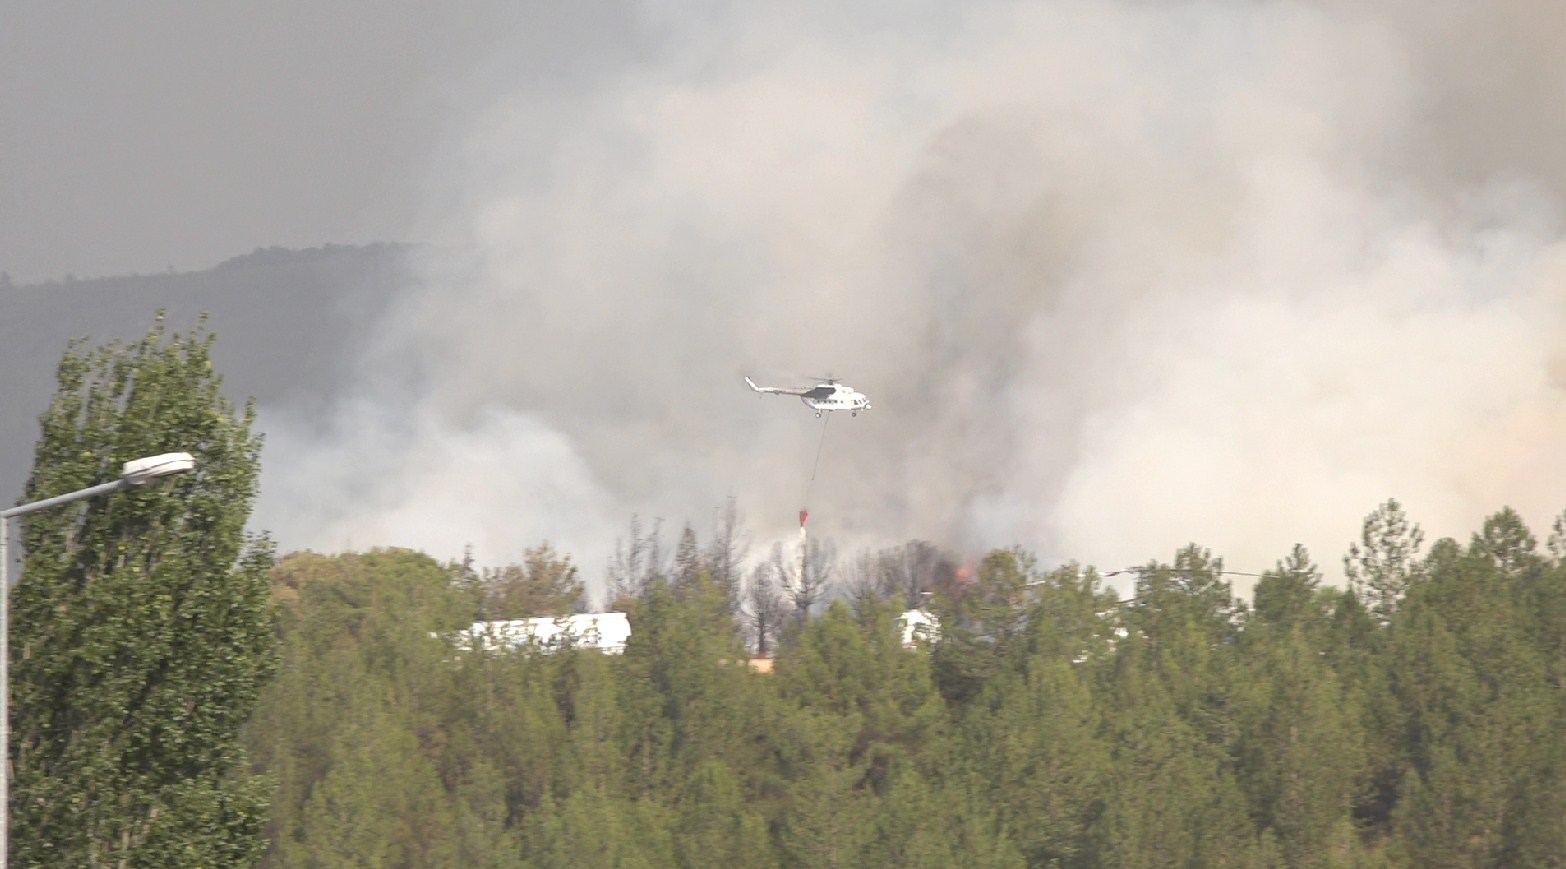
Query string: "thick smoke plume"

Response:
xmin=254 ymin=1 xmax=1566 ymax=598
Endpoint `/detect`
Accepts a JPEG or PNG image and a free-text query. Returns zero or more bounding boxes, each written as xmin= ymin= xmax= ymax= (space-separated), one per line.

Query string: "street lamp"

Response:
xmin=0 ymin=451 xmax=195 ymax=867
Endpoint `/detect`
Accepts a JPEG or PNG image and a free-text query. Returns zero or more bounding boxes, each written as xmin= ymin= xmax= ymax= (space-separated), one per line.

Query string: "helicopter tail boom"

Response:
xmin=744 ymin=376 xmax=807 ymax=397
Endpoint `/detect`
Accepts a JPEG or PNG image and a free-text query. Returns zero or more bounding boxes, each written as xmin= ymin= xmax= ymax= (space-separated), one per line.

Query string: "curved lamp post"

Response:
xmin=0 ymin=452 xmax=195 ymax=867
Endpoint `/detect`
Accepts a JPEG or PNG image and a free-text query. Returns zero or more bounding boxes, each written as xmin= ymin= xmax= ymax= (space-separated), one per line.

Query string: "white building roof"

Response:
xmin=458 ymin=612 xmax=631 ymax=655
xmin=897 ymin=609 xmax=940 ymax=647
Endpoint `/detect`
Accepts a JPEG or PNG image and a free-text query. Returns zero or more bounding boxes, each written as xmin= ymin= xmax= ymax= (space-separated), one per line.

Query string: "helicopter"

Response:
xmin=745 ymin=375 xmax=872 ymax=417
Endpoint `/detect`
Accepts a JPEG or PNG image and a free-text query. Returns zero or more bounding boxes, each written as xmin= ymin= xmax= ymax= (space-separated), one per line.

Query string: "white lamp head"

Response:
xmin=121 ymin=452 xmax=196 ymax=485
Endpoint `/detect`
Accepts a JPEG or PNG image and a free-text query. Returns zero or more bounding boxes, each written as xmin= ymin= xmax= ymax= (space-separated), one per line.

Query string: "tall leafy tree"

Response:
xmin=479 ymin=543 xmax=585 ymax=619
xmin=11 ymin=320 xmax=277 ymax=865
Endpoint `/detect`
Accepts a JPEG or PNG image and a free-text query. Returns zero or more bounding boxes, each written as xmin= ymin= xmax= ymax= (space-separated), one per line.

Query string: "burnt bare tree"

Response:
xmin=742 ymin=562 xmax=789 ymax=656
xmin=706 ymin=496 xmax=748 ymax=610
xmin=772 ymin=537 xmax=835 ymax=621
xmin=607 ymin=514 xmax=666 ymax=605
xmin=844 ymin=540 xmax=946 ymax=609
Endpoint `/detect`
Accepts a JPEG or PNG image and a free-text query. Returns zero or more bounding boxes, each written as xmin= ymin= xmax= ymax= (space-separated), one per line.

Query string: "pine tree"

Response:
xmin=1236 ymin=626 xmax=1366 ymax=866
xmin=930 ymin=547 xmax=1033 ymax=703
xmin=1387 ymin=516 xmax=1558 ymax=865
xmin=671 ymin=524 xmax=705 ymax=594
xmin=864 ymin=768 xmax=1024 ymax=868
xmin=776 ymin=602 xmax=946 ymax=794
xmin=1252 ymin=545 xmax=1324 ymax=631
xmin=1469 ymin=506 xmax=1538 ymax=576
xmin=10 ymin=319 xmax=277 ymax=865
xmin=673 ymin=760 xmax=773 ymax=868
xmin=963 ymin=656 xmax=1107 ymax=865
xmin=1096 ymin=639 xmax=1255 ymax=866
xmin=777 ymin=749 xmax=872 ymax=868
xmin=1546 ymin=510 xmax=1566 ymax=564
xmin=451 ymin=759 xmax=526 ymax=868
xmin=522 ymin=788 xmax=676 ymax=868
xmin=1017 ymin=562 xmax=1120 ymax=666
xmin=1124 ymin=546 xmax=1243 ymax=750
xmin=291 ymin=710 xmax=458 ymax=867
xmin=614 ymin=578 xmax=751 ymax=800
xmin=1344 ymin=499 xmax=1424 ymax=625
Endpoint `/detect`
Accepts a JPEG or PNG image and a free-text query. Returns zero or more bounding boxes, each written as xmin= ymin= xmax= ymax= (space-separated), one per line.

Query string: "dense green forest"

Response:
xmin=13 ymin=322 xmax=1565 ymax=866
xmin=247 ymin=503 xmax=1566 ymax=867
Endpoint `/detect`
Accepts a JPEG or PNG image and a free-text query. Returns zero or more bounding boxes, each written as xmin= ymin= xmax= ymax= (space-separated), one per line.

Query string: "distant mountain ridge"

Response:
xmin=0 ymin=242 xmax=416 ymax=505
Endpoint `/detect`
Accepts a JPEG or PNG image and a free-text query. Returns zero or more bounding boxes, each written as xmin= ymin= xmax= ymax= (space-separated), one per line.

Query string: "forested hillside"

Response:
xmin=0 ymin=244 xmax=411 ymax=504
xmin=246 ymin=503 xmax=1566 ymax=867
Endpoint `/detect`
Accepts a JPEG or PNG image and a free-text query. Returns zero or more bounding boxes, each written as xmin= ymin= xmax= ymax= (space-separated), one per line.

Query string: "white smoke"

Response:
xmin=254 ymin=1 xmax=1566 ymax=597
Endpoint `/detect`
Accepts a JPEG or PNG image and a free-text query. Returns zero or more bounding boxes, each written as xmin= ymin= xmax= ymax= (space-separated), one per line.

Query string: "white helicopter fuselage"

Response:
xmin=745 ymin=376 xmax=872 ymax=416
xmin=799 ymin=386 xmax=870 ymax=414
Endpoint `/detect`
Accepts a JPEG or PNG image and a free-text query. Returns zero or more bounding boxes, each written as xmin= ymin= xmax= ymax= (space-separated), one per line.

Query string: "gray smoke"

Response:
xmin=253 ymin=1 xmax=1566 ymax=598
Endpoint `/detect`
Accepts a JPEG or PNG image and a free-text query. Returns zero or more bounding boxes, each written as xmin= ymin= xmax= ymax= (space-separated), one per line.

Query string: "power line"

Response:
xmin=1102 ymin=566 xmax=1266 ymax=579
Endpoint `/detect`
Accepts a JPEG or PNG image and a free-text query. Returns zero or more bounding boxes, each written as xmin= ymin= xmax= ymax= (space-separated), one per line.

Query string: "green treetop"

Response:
xmin=10 ymin=319 xmax=277 ymax=866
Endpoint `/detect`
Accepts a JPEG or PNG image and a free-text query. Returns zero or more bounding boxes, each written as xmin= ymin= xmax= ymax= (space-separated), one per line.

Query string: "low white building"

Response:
xmin=457 ymin=612 xmax=631 ymax=655
xmin=897 ymin=609 xmax=940 ymax=648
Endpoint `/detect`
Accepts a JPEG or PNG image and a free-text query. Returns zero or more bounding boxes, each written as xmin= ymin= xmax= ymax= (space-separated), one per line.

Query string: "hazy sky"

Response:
xmin=0 ymin=0 xmax=650 ymax=282
xmin=10 ymin=2 xmax=1566 ymax=598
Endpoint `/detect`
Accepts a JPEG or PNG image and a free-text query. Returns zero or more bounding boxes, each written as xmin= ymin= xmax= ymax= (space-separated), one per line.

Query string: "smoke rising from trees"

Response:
xmin=253 ymin=1 xmax=1566 ymax=596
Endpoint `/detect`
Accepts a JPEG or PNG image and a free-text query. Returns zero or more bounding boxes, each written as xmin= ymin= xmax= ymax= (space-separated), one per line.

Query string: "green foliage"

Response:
xmin=1344 ymin=499 xmax=1424 ymax=625
xmin=1384 ymin=516 xmax=1562 ymax=866
xmin=1236 ymin=626 xmax=1365 ymax=866
xmin=672 ymin=760 xmax=771 ymax=869
xmin=1252 ymin=545 xmax=1325 ymax=631
xmin=1098 ymin=637 xmax=1255 ymax=866
xmin=294 ymin=711 xmax=457 ymax=867
xmin=252 ymin=549 xmax=489 ymax=865
xmin=961 ymin=656 xmax=1106 ymax=865
xmin=477 ymin=543 xmax=586 ymax=619
xmin=11 ymin=318 xmax=277 ymax=865
xmin=521 ymin=789 xmax=676 ymax=868
xmin=239 ymin=504 xmax=1566 ymax=865
xmin=930 ymin=547 xmax=1034 ymax=703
